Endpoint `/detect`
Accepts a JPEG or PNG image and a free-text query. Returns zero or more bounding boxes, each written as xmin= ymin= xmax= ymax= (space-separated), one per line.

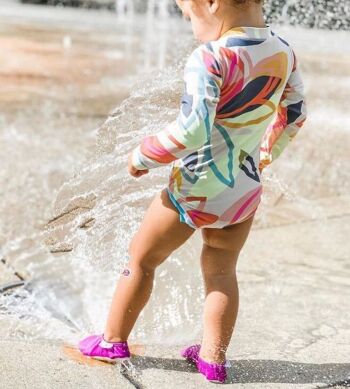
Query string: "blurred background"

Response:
xmin=18 ymin=0 xmax=350 ymax=29
xmin=0 ymin=0 xmax=349 ymax=358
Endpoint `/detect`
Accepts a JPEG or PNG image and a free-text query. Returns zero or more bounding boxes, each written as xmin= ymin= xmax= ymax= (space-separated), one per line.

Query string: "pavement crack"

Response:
xmin=119 ymin=361 xmax=145 ymax=389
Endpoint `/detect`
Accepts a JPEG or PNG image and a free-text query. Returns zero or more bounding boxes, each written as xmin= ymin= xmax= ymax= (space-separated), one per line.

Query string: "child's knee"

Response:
xmin=128 ymin=234 xmax=170 ymax=271
xmin=127 ymin=243 xmax=166 ymax=273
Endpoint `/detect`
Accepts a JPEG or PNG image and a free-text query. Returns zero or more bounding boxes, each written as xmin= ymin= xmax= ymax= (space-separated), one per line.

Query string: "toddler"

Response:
xmin=79 ymin=0 xmax=307 ymax=383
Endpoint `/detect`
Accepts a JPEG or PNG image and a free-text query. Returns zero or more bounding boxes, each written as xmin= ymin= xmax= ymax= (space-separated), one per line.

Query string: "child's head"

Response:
xmin=176 ymin=0 xmax=265 ymax=42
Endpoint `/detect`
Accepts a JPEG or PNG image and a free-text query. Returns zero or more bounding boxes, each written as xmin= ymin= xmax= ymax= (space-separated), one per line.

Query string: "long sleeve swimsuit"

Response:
xmin=131 ymin=26 xmax=307 ymax=229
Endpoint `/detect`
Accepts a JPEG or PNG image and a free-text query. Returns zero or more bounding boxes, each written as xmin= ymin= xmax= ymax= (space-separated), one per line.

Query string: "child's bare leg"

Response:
xmin=104 ymin=188 xmax=195 ymax=342
xmin=199 ymin=215 xmax=255 ymax=363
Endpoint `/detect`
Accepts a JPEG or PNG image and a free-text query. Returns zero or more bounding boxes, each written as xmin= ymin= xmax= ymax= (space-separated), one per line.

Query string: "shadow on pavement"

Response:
xmin=127 ymin=356 xmax=350 ymax=386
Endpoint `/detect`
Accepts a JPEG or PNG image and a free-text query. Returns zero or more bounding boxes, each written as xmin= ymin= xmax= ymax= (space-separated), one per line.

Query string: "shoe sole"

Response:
xmin=202 ymin=374 xmax=225 ymax=384
xmin=88 ymin=356 xmax=130 ymax=364
xmin=208 ymin=379 xmax=225 ymax=384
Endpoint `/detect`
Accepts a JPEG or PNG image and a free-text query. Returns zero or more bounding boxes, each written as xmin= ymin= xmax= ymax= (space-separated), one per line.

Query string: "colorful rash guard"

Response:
xmin=131 ymin=26 xmax=307 ymax=229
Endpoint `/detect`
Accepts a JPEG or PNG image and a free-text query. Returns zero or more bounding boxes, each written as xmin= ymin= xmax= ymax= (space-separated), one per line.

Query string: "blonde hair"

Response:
xmin=230 ymin=0 xmax=263 ymax=6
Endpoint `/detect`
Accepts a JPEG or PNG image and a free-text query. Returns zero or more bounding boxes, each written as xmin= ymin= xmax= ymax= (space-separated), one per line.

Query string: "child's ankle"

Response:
xmin=199 ymin=350 xmax=226 ymax=365
xmin=103 ymin=333 xmax=127 ymax=343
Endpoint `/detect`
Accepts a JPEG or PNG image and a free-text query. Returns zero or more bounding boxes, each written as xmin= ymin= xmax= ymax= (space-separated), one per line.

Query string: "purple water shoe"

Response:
xmin=181 ymin=344 xmax=230 ymax=383
xmin=79 ymin=334 xmax=130 ymax=363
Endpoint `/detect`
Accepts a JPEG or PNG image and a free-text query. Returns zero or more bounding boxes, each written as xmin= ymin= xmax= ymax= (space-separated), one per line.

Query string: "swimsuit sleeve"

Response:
xmin=131 ymin=45 xmax=222 ymax=170
xmin=259 ymin=50 xmax=307 ymax=171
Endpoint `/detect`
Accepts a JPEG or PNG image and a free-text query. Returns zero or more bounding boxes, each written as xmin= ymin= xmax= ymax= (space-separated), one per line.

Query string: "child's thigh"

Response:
xmin=201 ymin=215 xmax=255 ymax=253
xmin=128 ymin=188 xmax=195 ymax=269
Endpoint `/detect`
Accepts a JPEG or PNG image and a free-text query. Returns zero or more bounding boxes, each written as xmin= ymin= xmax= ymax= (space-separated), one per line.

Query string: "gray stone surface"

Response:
xmin=0 ymin=339 xmax=134 ymax=389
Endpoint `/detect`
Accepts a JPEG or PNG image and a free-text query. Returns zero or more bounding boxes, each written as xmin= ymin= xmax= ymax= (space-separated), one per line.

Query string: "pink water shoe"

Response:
xmin=181 ymin=344 xmax=230 ymax=383
xmin=78 ymin=334 xmax=130 ymax=363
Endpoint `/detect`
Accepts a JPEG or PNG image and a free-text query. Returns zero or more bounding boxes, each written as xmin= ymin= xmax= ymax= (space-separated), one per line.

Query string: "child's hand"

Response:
xmin=258 ymin=161 xmax=266 ymax=175
xmin=128 ymin=153 xmax=149 ymax=178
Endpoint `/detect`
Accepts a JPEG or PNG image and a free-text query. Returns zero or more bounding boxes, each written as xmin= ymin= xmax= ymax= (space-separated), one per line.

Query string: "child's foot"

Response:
xmin=180 ymin=344 xmax=229 ymax=384
xmin=78 ymin=334 xmax=130 ymax=363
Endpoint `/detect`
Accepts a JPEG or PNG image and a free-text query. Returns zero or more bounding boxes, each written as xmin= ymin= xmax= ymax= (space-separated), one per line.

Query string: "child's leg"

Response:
xmin=199 ymin=215 xmax=255 ymax=363
xmin=104 ymin=188 xmax=195 ymax=342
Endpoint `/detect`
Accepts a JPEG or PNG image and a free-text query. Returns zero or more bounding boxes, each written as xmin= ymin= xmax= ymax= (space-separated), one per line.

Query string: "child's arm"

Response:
xmin=259 ymin=51 xmax=307 ymax=171
xmin=131 ymin=46 xmax=222 ymax=170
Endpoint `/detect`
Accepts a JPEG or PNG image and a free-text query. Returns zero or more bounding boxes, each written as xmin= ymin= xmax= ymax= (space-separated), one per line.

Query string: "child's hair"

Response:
xmin=230 ymin=0 xmax=263 ymax=6
xmin=189 ymin=0 xmax=263 ymax=6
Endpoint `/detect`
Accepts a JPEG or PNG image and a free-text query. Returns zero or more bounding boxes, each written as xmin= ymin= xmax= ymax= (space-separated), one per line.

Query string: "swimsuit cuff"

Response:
xmin=131 ymin=146 xmax=149 ymax=170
